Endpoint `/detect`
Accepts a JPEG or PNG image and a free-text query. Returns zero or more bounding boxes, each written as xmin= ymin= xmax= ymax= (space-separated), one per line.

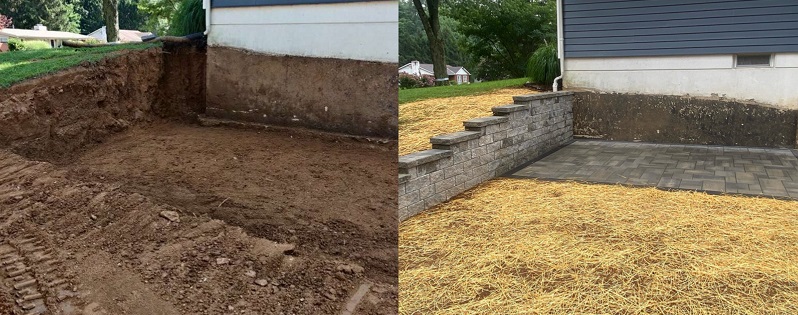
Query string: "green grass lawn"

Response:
xmin=398 ymin=77 xmax=528 ymax=104
xmin=0 ymin=42 xmax=161 ymax=88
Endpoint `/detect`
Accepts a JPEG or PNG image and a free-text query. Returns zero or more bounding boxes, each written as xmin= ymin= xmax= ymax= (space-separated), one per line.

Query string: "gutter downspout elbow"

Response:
xmin=203 ymin=0 xmax=211 ymax=35
xmin=553 ymin=0 xmax=564 ymax=92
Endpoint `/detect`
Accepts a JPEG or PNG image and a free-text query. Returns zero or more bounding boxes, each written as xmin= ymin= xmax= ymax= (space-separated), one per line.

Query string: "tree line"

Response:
xmin=401 ymin=0 xmax=557 ymax=82
xmin=0 ymin=0 xmax=183 ymax=36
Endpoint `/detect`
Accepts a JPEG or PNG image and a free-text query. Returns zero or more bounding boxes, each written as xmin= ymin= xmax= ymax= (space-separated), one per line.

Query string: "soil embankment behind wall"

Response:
xmin=0 ymin=43 xmax=206 ymax=161
xmin=205 ymin=46 xmax=399 ymax=138
xmin=573 ymin=92 xmax=798 ymax=148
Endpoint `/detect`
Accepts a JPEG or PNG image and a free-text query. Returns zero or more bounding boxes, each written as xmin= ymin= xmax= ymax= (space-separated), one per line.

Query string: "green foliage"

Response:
xmin=526 ymin=43 xmax=559 ymax=86
xmin=0 ymin=42 xmax=161 ymax=88
xmin=445 ymin=0 xmax=556 ymax=80
xmin=399 ymin=0 xmax=468 ymax=67
xmin=0 ymin=0 xmax=81 ymax=32
xmin=138 ymin=0 xmax=181 ymax=35
xmin=77 ymin=0 xmax=148 ymax=34
xmin=168 ymin=0 xmax=204 ymax=36
xmin=8 ymin=38 xmax=51 ymax=51
xmin=77 ymin=0 xmax=105 ymax=34
xmin=7 ymin=38 xmax=21 ymax=51
xmin=399 ymin=77 xmax=527 ymax=103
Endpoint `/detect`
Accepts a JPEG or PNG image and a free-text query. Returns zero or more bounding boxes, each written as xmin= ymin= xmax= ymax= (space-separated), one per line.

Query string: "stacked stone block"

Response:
xmin=399 ymin=91 xmax=574 ymax=221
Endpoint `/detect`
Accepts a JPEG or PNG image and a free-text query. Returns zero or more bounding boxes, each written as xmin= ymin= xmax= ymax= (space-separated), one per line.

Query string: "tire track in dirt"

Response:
xmin=0 ymin=234 xmax=99 ymax=315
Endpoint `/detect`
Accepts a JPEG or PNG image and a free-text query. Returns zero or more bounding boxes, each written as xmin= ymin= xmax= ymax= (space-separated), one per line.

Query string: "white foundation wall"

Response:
xmin=208 ymin=1 xmax=397 ymax=63
xmin=564 ymin=53 xmax=798 ymax=109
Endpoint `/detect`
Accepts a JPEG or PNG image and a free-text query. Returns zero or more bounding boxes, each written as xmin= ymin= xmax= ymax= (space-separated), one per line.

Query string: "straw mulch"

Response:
xmin=399 ymin=88 xmax=535 ymax=155
xmin=400 ymin=178 xmax=798 ymax=314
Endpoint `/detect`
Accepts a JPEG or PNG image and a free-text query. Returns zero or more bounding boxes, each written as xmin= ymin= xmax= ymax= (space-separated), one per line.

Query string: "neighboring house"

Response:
xmin=0 ymin=24 xmax=90 ymax=48
xmin=204 ymin=0 xmax=398 ymax=138
xmin=87 ymin=26 xmax=154 ymax=43
xmin=398 ymin=60 xmax=471 ymax=84
xmin=557 ymin=0 xmax=798 ymax=108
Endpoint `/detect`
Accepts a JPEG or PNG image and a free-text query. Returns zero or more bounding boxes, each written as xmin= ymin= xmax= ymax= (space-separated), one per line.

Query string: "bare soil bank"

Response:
xmin=206 ymin=47 xmax=398 ymax=138
xmin=0 ymin=43 xmax=205 ymax=163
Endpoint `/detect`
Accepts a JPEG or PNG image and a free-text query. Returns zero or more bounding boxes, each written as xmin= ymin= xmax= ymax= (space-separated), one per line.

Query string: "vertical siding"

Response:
xmin=563 ymin=0 xmax=798 ymax=58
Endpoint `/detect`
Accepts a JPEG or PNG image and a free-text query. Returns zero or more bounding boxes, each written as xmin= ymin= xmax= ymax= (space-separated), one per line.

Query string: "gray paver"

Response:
xmin=510 ymin=140 xmax=798 ymax=199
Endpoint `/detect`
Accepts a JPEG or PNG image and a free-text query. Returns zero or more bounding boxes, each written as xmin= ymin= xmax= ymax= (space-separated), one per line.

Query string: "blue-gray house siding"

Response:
xmin=212 ymin=0 xmax=388 ymax=7
xmin=563 ymin=0 xmax=798 ymax=58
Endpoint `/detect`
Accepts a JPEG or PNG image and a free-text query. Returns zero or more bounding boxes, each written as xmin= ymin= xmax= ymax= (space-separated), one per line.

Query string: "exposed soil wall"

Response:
xmin=156 ymin=41 xmax=207 ymax=118
xmin=573 ymin=92 xmax=798 ymax=148
xmin=0 ymin=43 xmax=207 ymax=161
xmin=205 ymin=46 xmax=398 ymax=138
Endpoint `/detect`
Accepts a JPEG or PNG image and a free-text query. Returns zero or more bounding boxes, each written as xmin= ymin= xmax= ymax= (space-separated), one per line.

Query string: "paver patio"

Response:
xmin=509 ymin=140 xmax=798 ymax=198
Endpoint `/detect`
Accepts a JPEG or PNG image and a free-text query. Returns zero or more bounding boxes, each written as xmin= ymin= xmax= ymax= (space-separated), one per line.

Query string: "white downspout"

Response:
xmin=553 ymin=0 xmax=564 ymax=91
xmin=203 ymin=0 xmax=211 ymax=35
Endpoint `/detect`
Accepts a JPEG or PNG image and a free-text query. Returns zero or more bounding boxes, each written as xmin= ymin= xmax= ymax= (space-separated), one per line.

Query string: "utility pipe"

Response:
xmin=553 ymin=0 xmax=564 ymax=91
xmin=203 ymin=0 xmax=211 ymax=35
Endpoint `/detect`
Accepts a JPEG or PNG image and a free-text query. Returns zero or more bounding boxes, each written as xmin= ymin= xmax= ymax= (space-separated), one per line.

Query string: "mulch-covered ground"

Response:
xmin=399 ymin=88 xmax=535 ymax=155
xmin=400 ymin=178 xmax=798 ymax=314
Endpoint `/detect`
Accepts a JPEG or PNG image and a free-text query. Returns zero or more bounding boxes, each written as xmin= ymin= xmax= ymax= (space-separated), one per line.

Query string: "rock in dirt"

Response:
xmin=216 ymin=257 xmax=230 ymax=265
xmin=159 ymin=210 xmax=180 ymax=223
xmin=254 ymin=279 xmax=269 ymax=287
xmin=245 ymin=270 xmax=256 ymax=277
xmin=336 ymin=263 xmax=364 ymax=275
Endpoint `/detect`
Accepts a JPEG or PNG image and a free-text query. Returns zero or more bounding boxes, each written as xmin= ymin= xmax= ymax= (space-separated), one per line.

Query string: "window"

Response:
xmin=735 ymin=54 xmax=772 ymax=67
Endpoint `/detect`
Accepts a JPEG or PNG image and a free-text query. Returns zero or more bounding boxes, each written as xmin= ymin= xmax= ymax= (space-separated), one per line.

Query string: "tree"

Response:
xmin=138 ymin=0 xmax=181 ymax=35
xmin=0 ymin=0 xmax=81 ymax=32
xmin=446 ymin=0 xmax=556 ymax=80
xmin=412 ymin=0 xmax=448 ymax=85
xmin=78 ymin=0 xmax=147 ymax=35
xmin=102 ymin=0 xmax=119 ymax=41
xmin=0 ymin=14 xmax=11 ymax=29
xmin=399 ymin=0 xmax=468 ymax=67
xmin=119 ymin=0 xmax=147 ymax=30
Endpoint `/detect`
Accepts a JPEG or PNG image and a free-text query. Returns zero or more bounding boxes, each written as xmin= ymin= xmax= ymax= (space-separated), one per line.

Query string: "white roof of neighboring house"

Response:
xmin=87 ymin=26 xmax=154 ymax=43
xmin=399 ymin=61 xmax=472 ymax=76
xmin=0 ymin=28 xmax=90 ymax=40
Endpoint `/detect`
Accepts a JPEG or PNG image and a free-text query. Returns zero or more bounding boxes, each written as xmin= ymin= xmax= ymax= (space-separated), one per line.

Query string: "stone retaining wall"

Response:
xmin=398 ymin=91 xmax=574 ymax=221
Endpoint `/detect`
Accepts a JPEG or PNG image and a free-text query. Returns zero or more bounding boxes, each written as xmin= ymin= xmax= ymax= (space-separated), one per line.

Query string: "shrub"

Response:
xmin=169 ymin=0 xmax=206 ymax=36
xmin=399 ymin=73 xmax=437 ymax=89
xmin=526 ymin=43 xmax=560 ymax=86
xmin=8 ymin=38 xmax=51 ymax=51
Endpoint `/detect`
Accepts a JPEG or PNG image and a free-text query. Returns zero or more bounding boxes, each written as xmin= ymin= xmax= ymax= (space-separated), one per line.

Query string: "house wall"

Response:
xmin=562 ymin=0 xmax=798 ymax=58
xmin=561 ymin=0 xmax=798 ymax=108
xmin=208 ymin=1 xmax=396 ymax=63
xmin=206 ymin=1 xmax=398 ymax=138
xmin=564 ymin=53 xmax=798 ymax=109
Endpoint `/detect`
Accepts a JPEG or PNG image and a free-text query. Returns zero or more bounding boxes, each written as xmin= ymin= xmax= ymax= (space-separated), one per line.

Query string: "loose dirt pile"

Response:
xmin=1 ymin=123 xmax=397 ymax=314
xmin=398 ymin=88 xmax=535 ymax=155
xmin=400 ymin=178 xmax=798 ymax=314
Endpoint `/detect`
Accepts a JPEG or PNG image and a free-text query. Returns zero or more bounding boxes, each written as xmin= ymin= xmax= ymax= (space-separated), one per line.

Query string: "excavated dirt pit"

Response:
xmin=0 ymin=47 xmax=397 ymax=314
xmin=0 ymin=122 xmax=397 ymax=314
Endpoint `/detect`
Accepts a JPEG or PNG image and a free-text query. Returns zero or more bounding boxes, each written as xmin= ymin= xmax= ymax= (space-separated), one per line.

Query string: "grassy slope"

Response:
xmin=0 ymin=43 xmax=161 ymax=88
xmin=399 ymin=78 xmax=528 ymax=104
